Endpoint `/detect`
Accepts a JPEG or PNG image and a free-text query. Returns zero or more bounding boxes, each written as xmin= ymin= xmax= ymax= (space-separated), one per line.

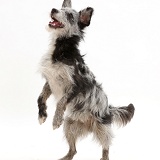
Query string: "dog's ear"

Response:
xmin=62 ymin=0 xmax=72 ymax=8
xmin=78 ymin=7 xmax=94 ymax=29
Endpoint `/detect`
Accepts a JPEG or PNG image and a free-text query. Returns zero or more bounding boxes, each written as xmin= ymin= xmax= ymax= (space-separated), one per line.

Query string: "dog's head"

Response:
xmin=48 ymin=0 xmax=94 ymax=38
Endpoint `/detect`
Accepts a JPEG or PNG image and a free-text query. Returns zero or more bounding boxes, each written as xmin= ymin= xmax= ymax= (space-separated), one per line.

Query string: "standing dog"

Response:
xmin=37 ymin=0 xmax=135 ymax=159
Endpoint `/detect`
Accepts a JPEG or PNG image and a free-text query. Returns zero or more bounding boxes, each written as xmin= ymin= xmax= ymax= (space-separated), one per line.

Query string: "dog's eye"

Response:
xmin=66 ymin=13 xmax=74 ymax=24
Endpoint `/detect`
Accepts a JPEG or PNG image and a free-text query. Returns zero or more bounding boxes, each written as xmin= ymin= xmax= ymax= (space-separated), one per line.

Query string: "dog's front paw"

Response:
xmin=52 ymin=114 xmax=64 ymax=130
xmin=38 ymin=114 xmax=47 ymax=125
xmin=38 ymin=105 xmax=47 ymax=125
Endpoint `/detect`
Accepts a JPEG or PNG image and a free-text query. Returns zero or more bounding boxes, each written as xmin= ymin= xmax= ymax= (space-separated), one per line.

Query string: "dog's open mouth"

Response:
xmin=49 ymin=18 xmax=64 ymax=29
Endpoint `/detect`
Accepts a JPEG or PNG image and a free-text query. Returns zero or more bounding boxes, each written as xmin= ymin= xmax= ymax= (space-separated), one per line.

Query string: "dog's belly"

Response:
xmin=66 ymin=108 xmax=92 ymax=123
xmin=40 ymin=54 xmax=74 ymax=101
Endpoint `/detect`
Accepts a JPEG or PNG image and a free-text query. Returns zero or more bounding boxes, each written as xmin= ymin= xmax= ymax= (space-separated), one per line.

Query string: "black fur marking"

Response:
xmin=74 ymin=102 xmax=85 ymax=111
xmin=37 ymin=96 xmax=43 ymax=105
xmin=77 ymin=63 xmax=86 ymax=75
xmin=52 ymin=35 xmax=84 ymax=65
xmin=66 ymin=85 xmax=81 ymax=103
xmin=73 ymin=64 xmax=96 ymax=95
xmin=51 ymin=8 xmax=59 ymax=14
xmin=38 ymin=102 xmax=47 ymax=118
xmin=101 ymin=113 xmax=113 ymax=124
xmin=94 ymin=111 xmax=113 ymax=124
xmin=66 ymin=12 xmax=74 ymax=25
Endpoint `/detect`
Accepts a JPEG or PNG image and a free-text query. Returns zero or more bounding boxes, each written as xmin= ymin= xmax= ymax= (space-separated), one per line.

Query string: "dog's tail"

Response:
xmin=109 ymin=103 xmax=135 ymax=127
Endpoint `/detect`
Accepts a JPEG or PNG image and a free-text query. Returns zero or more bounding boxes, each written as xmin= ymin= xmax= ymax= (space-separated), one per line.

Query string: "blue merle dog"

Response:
xmin=37 ymin=0 xmax=135 ymax=159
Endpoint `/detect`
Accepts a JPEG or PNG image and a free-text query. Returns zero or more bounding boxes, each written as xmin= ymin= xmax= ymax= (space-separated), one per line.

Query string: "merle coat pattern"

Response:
xmin=37 ymin=0 xmax=135 ymax=160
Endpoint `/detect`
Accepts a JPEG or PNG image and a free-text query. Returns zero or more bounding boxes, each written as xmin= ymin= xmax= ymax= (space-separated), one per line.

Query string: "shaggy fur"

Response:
xmin=37 ymin=0 xmax=135 ymax=159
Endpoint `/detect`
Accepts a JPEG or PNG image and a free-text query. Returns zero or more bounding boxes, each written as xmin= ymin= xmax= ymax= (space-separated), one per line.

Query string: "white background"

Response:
xmin=0 ymin=0 xmax=160 ymax=159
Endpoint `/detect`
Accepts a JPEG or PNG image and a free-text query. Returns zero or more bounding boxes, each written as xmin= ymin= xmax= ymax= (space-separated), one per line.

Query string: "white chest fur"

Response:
xmin=39 ymin=52 xmax=74 ymax=101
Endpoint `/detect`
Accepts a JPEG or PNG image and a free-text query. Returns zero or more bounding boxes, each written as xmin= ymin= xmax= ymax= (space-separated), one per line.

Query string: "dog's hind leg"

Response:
xmin=37 ymin=82 xmax=52 ymax=124
xmin=59 ymin=117 xmax=88 ymax=160
xmin=101 ymin=148 xmax=109 ymax=160
xmin=93 ymin=122 xmax=113 ymax=160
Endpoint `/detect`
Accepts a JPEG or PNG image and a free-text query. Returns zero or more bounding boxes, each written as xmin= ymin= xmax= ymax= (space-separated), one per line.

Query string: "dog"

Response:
xmin=37 ymin=0 xmax=135 ymax=159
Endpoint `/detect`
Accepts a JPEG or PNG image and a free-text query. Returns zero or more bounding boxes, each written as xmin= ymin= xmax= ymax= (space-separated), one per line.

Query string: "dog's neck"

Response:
xmin=52 ymin=35 xmax=84 ymax=65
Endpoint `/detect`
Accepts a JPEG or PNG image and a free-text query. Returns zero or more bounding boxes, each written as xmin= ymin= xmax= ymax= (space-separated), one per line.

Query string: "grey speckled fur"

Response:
xmin=37 ymin=0 xmax=135 ymax=159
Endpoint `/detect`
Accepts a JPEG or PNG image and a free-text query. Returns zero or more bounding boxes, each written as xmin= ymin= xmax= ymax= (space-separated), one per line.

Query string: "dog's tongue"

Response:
xmin=49 ymin=20 xmax=64 ymax=28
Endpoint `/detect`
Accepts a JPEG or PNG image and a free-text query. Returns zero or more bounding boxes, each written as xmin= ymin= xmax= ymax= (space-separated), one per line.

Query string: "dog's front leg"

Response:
xmin=52 ymin=95 xmax=68 ymax=130
xmin=37 ymin=82 xmax=52 ymax=124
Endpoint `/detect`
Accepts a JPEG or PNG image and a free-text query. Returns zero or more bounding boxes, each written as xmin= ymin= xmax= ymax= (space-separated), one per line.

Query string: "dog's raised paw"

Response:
xmin=52 ymin=116 xmax=63 ymax=130
xmin=52 ymin=124 xmax=60 ymax=130
xmin=52 ymin=120 xmax=63 ymax=130
xmin=38 ymin=116 xmax=47 ymax=125
xmin=52 ymin=122 xmax=62 ymax=130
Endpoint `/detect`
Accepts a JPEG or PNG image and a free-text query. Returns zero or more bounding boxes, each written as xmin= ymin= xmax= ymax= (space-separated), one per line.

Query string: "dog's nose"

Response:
xmin=51 ymin=8 xmax=58 ymax=14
